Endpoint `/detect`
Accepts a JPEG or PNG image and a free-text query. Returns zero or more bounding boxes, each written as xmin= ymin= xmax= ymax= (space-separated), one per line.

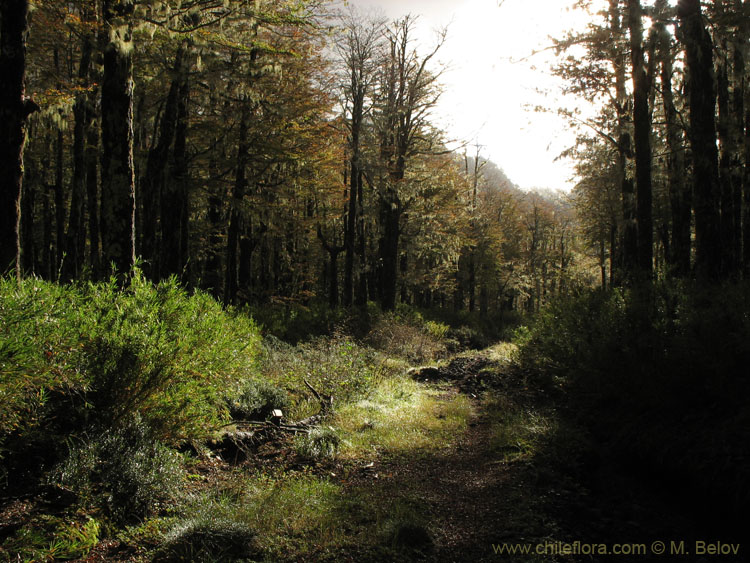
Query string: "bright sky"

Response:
xmin=346 ymin=0 xmax=593 ymax=191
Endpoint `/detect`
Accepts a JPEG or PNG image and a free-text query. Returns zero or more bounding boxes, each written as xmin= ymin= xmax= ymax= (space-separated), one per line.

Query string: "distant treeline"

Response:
xmin=1 ymin=0 xmax=594 ymax=314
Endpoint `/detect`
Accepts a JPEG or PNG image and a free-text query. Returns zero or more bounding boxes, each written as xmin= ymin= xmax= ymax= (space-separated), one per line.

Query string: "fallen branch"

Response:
xmin=304 ymin=377 xmax=334 ymax=415
xmin=208 ymin=380 xmax=335 ymax=462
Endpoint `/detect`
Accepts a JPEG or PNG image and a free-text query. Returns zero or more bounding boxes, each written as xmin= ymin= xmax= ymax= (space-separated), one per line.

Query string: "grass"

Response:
xmin=489 ymin=409 xmax=550 ymax=462
xmin=164 ymin=471 xmax=343 ymax=560
xmin=483 ymin=342 xmax=517 ymax=364
xmin=484 ymin=392 xmax=551 ymax=463
xmin=1 ymin=515 xmax=102 ymax=562
xmin=334 ymin=376 xmax=473 ymax=460
xmin=152 ymin=469 xmax=438 ymax=562
xmin=145 ymin=371 xmax=474 ymax=561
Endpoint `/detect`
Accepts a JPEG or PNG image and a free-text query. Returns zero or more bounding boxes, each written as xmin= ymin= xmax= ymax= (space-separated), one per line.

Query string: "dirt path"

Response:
xmin=386 ymin=400 xmax=517 ymax=562
xmin=356 ymin=362 xmax=746 ymax=563
xmin=342 ymin=366 xmax=553 ymax=563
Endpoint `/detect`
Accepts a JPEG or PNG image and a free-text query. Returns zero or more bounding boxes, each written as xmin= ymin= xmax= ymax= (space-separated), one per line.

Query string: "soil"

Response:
xmin=2 ymin=354 xmax=747 ymax=562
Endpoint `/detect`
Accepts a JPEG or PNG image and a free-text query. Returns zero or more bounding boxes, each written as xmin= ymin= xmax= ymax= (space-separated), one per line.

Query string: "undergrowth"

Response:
xmin=257 ymin=335 xmax=397 ymax=420
xmin=516 ymin=279 xmax=750 ymax=522
xmin=1 ymin=271 xmax=497 ymax=562
xmin=52 ymin=415 xmax=185 ymax=524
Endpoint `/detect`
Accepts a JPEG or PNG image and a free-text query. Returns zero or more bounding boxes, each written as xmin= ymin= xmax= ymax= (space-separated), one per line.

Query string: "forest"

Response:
xmin=0 ymin=0 xmax=749 ymax=561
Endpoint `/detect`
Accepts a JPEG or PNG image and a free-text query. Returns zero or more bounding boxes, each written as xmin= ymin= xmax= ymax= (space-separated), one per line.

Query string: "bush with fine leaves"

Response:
xmin=54 ymin=415 xmax=184 ymax=524
xmin=0 ymin=272 xmax=260 ymax=448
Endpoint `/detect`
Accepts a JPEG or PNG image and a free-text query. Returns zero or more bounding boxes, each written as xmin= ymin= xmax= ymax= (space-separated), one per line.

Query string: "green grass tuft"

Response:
xmin=334 ymin=376 xmax=473 ymax=459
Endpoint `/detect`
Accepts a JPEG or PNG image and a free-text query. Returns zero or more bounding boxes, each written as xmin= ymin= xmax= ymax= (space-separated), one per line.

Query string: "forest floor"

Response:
xmin=319 ymin=350 xmax=706 ymax=563
xmin=178 ymin=344 xmax=734 ymax=563
xmin=2 ymin=344 xmax=745 ymax=562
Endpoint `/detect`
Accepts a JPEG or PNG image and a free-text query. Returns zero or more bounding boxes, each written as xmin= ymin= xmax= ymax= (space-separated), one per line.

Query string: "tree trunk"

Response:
xmin=53 ymin=48 xmax=66 ymax=276
xmin=745 ymin=96 xmax=750 ymax=277
xmin=42 ymin=177 xmax=53 ymax=280
xmin=328 ymin=250 xmax=341 ymax=308
xmin=729 ymin=0 xmax=747 ymax=276
xmin=479 ymin=282 xmax=488 ymax=317
xmin=343 ymin=141 xmax=361 ymax=307
xmin=468 ymin=254 xmax=476 ymax=312
xmin=63 ymin=96 xmax=88 ymax=281
xmin=356 ymin=177 xmax=368 ymax=307
xmin=54 ymin=129 xmax=65 ymax=276
xmin=657 ymin=0 xmax=691 ymax=276
xmin=203 ymin=86 xmax=224 ymax=297
xmin=717 ymin=50 xmax=739 ymax=277
xmin=225 ymin=106 xmax=248 ymax=306
xmin=142 ymin=57 xmax=181 ymax=279
xmin=62 ymin=31 xmax=94 ymax=281
xmin=20 ymin=132 xmax=36 ymax=274
xmin=454 ymin=266 xmax=464 ymax=312
xmin=399 ymin=248 xmax=409 ymax=304
xmin=318 ymin=225 xmax=344 ymax=308
xmin=0 ymin=0 xmax=35 ymax=276
xmin=745 ymin=52 xmax=750 ymax=278
xmin=679 ymin=0 xmax=722 ymax=281
xmin=205 ymin=182 xmax=224 ymax=298
xmin=100 ymin=0 xmax=136 ymax=275
xmin=609 ymin=223 xmax=617 ymax=287
xmin=86 ymin=107 xmax=101 ymax=279
xmin=609 ymin=0 xmax=636 ymax=283
xmin=161 ymin=47 xmax=190 ymax=282
xmin=628 ymin=0 xmax=654 ymax=279
xmin=378 ymin=185 xmax=400 ymax=311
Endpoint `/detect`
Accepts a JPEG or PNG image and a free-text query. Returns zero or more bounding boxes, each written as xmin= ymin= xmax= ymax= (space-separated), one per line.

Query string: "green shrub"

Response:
xmin=225 ymin=378 xmax=290 ymax=421
xmin=2 ymin=515 xmax=102 ymax=562
xmin=258 ymin=336 xmax=389 ymax=419
xmin=54 ymin=415 xmax=185 ymax=524
xmin=294 ymin=426 xmax=340 ymax=460
xmin=365 ymin=314 xmax=448 ymax=363
xmin=1 ymin=271 xmax=260 ymax=476
xmin=424 ymin=320 xmax=450 ymax=340
xmin=75 ymin=272 xmax=261 ymax=441
xmin=448 ymin=325 xmax=490 ymax=351
xmin=249 ymin=302 xmax=353 ymax=343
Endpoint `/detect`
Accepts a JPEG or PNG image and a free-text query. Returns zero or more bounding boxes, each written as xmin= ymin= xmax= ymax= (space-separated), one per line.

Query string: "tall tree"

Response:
xmin=627 ymin=0 xmax=654 ymax=278
xmin=679 ymin=0 xmax=722 ymax=280
xmin=61 ymin=23 xmax=94 ymax=282
xmin=375 ymin=16 xmax=444 ymax=310
xmin=654 ymin=0 xmax=691 ymax=276
xmin=552 ymin=0 xmax=636 ymax=284
xmin=742 ymin=1 xmax=750 ymax=278
xmin=160 ymin=46 xmax=190 ymax=282
xmin=0 ymin=0 xmax=37 ymax=275
xmin=337 ymin=11 xmax=383 ymax=307
xmin=100 ymin=0 xmax=136 ymax=274
xmin=225 ymin=103 xmax=249 ymax=306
